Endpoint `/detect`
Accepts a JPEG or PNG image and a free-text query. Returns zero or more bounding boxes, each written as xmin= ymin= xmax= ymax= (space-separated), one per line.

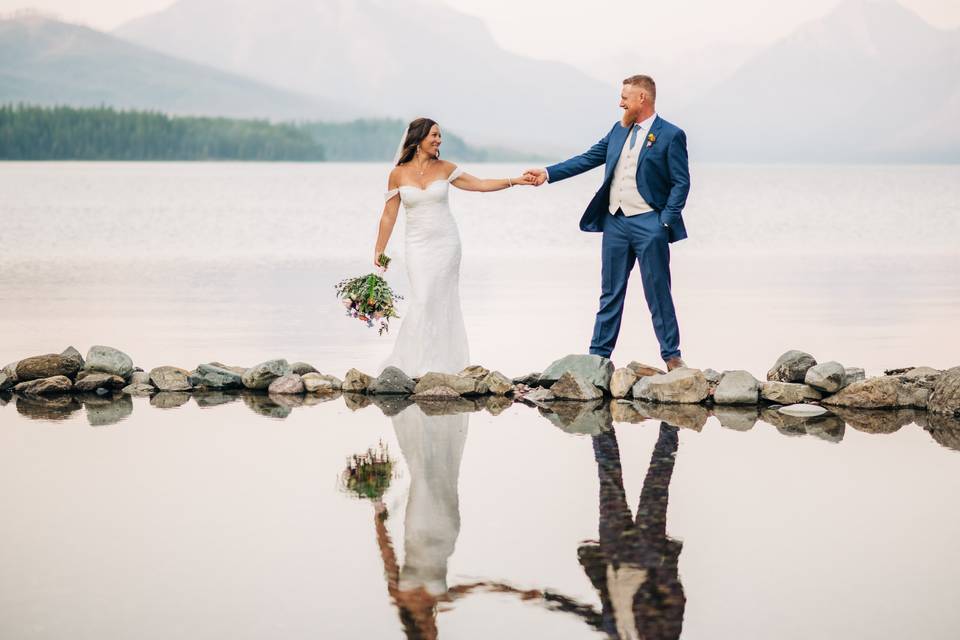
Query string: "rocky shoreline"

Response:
xmin=2 ymin=345 xmax=959 ymax=437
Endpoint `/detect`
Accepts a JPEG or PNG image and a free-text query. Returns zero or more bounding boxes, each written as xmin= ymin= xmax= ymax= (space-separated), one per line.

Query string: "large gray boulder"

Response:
xmin=766 ymin=350 xmax=817 ymax=383
xmin=242 ymin=359 xmax=291 ymax=390
xmin=14 ymin=375 xmax=73 ymax=396
xmin=85 ymin=346 xmax=135 ymax=379
xmin=190 ymin=364 xmax=244 ymax=389
xmin=414 ymin=372 xmax=488 ymax=396
xmin=821 ymin=376 xmax=929 ymax=409
xmin=633 ymin=368 xmax=709 ymax=404
xmin=302 ymin=373 xmax=342 ymax=394
xmin=15 ymin=352 xmax=83 ymax=381
xmin=804 ymin=361 xmax=847 ymax=393
xmin=149 ymin=366 xmax=193 ymax=392
xmin=540 ymin=354 xmax=615 ymax=392
xmin=370 ymin=366 xmax=416 ymax=394
xmin=268 ymin=373 xmax=305 ymax=395
xmin=551 ymin=372 xmax=603 ymax=401
xmin=713 ymin=370 xmax=760 ymax=405
xmin=342 ymin=368 xmax=373 ymax=393
xmin=928 ymin=367 xmax=960 ymax=417
xmin=760 ymin=382 xmax=823 ymax=404
xmin=609 ymin=368 xmax=639 ymax=399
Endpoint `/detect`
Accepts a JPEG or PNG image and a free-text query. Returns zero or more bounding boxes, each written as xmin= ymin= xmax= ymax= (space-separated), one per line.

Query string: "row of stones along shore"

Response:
xmin=1 ymin=347 xmax=959 ymax=418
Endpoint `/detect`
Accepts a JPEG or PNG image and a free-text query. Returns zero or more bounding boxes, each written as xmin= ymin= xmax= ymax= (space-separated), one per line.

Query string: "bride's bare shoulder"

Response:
xmin=439 ymin=160 xmax=458 ymax=176
xmin=388 ymin=165 xmax=405 ymax=187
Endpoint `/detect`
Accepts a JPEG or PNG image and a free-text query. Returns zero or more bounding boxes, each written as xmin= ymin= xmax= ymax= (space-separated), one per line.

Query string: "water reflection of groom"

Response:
xmin=579 ymin=421 xmax=686 ymax=640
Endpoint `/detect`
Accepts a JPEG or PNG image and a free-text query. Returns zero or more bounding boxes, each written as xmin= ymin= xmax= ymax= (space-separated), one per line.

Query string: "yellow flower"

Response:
xmin=647 ymin=133 xmax=656 ymax=143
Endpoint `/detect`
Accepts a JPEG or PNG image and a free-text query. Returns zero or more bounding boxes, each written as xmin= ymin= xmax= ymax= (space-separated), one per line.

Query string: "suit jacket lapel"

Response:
xmin=636 ymin=115 xmax=663 ymax=168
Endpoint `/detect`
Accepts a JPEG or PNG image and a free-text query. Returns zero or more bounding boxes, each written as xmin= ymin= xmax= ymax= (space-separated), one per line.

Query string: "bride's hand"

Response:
xmin=513 ymin=174 xmax=537 ymax=186
xmin=374 ymin=250 xmax=387 ymax=271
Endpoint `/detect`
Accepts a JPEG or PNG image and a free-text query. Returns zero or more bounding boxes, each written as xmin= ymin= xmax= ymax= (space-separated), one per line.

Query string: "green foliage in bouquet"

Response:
xmin=339 ymin=442 xmax=395 ymax=501
xmin=335 ymin=254 xmax=403 ymax=335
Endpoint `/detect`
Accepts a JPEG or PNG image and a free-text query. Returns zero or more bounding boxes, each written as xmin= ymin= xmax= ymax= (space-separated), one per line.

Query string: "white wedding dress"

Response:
xmin=380 ymin=166 xmax=470 ymax=377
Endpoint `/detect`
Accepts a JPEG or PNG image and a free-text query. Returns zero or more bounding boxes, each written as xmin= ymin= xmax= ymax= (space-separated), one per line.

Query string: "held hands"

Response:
xmin=522 ymin=168 xmax=548 ymax=186
xmin=511 ymin=173 xmax=538 ymax=186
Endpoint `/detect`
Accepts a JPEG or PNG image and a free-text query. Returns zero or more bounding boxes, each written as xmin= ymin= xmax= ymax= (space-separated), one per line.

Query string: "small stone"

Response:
xmin=290 ymin=362 xmax=318 ymax=376
xmin=928 ymin=367 xmax=960 ymax=417
xmin=804 ymin=361 xmax=847 ymax=393
xmin=459 ymin=365 xmax=490 ymax=380
xmin=760 ymin=381 xmax=823 ymax=404
xmin=541 ymin=354 xmax=615 ymax=392
xmin=149 ymin=366 xmax=193 ymax=392
xmin=714 ymin=370 xmax=760 ymax=405
xmin=482 ymin=371 xmax=513 ymax=396
xmin=778 ymin=404 xmax=828 ymax=417
xmin=267 ymin=373 xmax=305 ymax=395
xmin=512 ymin=372 xmax=542 ymax=386
xmin=633 ymin=368 xmax=709 ymax=404
xmin=626 ymin=362 xmax=666 ymax=378
xmin=15 ymin=353 xmax=82 ymax=381
xmin=302 ymin=372 xmax=342 ymax=394
xmin=767 ymin=350 xmax=817 ymax=383
xmin=122 ymin=383 xmax=155 ymax=397
xmin=523 ymin=387 xmax=555 ymax=406
xmin=242 ymin=359 xmax=291 ymax=390
xmin=189 ymin=363 xmax=244 ymax=389
xmin=844 ymin=367 xmax=866 ymax=384
xmin=14 ymin=375 xmax=73 ymax=395
xmin=370 ymin=366 xmax=416 ymax=394
xmin=342 ymin=368 xmax=373 ymax=393
xmin=609 ymin=368 xmax=639 ymax=399
xmin=74 ymin=373 xmax=126 ymax=393
xmin=85 ymin=345 xmax=135 ymax=379
xmin=551 ymin=372 xmax=603 ymax=401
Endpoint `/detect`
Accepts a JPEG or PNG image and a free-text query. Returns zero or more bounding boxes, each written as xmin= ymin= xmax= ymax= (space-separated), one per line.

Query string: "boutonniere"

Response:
xmin=646 ymin=133 xmax=656 ymax=148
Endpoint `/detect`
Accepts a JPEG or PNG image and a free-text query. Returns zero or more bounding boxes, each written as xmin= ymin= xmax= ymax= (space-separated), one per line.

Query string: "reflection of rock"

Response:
xmin=369 ymin=366 xmax=415 ymax=395
xmin=15 ymin=352 xmax=82 ymax=381
xmin=342 ymin=392 xmax=373 ymax=411
xmin=150 ymin=392 xmax=191 ymax=409
xmin=633 ymin=401 xmax=708 ymax=430
xmin=482 ymin=395 xmax=514 ymax=416
xmin=759 ymin=408 xmax=807 ymax=437
xmin=370 ymin=394 xmax=414 ymax=417
xmin=541 ymin=354 xmax=615 ymax=391
xmin=302 ymin=372 xmax=343 ymax=394
xmin=829 ymin=407 xmax=916 ymax=434
xmin=760 ymin=381 xmax=822 ymax=404
xmin=189 ymin=363 xmax=244 ymax=389
xmin=922 ymin=413 xmax=960 ymax=452
xmin=82 ymin=394 xmax=133 ymax=426
xmin=609 ymin=368 xmax=639 ymax=399
xmin=268 ymin=392 xmax=305 ymax=409
xmin=804 ymin=417 xmax=845 ymax=443
xmin=520 ymin=387 xmax=555 ymax=407
xmin=482 ymin=371 xmax=513 ymax=396
xmin=242 ymin=393 xmax=292 ymax=419
xmin=540 ymin=399 xmax=611 ymax=435
xmin=268 ymin=373 xmax=305 ymax=395
xmin=85 ymin=345 xmax=135 ymax=379
xmin=767 ymin=350 xmax=817 ymax=383
xmin=15 ymin=394 xmax=82 ymax=420
xmin=928 ymin=367 xmax=960 ymax=417
xmin=804 ymin=361 xmax=847 ymax=393
xmin=414 ymin=372 xmax=488 ymax=396
xmin=822 ymin=377 xmax=929 ymax=409
xmin=713 ymin=405 xmax=758 ymax=431
xmin=414 ymin=397 xmax=480 ymax=416
xmin=192 ymin=391 xmax=241 ymax=407
xmin=611 ymin=399 xmax=647 ymax=424
xmin=633 ymin=368 xmax=709 ymax=404
xmin=242 ymin=359 xmax=291 ymax=390
xmin=301 ymin=391 xmax=341 ymax=406
xmin=714 ymin=370 xmax=759 ymax=405
xmin=74 ymin=373 xmax=126 ymax=393
xmin=551 ymin=372 xmax=603 ymax=401
xmin=759 ymin=408 xmax=844 ymax=442
xmin=0 ymin=390 xmax=11 ymax=406
xmin=0 ymin=370 xmax=14 ymax=392
xmin=14 ymin=375 xmax=73 ymax=396
xmin=342 ymin=368 xmax=373 ymax=393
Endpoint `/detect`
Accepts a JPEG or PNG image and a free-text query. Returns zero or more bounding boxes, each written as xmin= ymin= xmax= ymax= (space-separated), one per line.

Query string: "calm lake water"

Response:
xmin=1 ymin=162 xmax=959 ymax=639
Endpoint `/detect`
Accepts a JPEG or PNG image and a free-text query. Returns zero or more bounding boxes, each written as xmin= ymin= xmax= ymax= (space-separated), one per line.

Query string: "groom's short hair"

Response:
xmin=623 ymin=75 xmax=656 ymax=102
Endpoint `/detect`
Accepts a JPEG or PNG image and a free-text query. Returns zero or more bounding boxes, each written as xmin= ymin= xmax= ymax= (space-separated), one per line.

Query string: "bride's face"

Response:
xmin=419 ymin=125 xmax=442 ymax=158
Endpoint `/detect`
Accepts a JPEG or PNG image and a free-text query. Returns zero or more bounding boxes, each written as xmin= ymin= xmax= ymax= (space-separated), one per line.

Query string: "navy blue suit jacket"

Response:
xmin=546 ymin=116 xmax=690 ymax=243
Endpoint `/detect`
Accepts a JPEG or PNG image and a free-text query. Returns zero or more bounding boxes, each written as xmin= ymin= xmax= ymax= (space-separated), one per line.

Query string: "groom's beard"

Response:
xmin=621 ymin=112 xmax=638 ymax=127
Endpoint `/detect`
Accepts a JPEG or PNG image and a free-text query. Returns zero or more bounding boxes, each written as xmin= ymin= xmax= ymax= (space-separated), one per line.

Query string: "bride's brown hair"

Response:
xmin=395 ymin=117 xmax=439 ymax=165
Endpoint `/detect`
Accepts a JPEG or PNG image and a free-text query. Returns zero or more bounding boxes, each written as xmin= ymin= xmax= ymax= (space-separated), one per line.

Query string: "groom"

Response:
xmin=525 ymin=75 xmax=690 ymax=371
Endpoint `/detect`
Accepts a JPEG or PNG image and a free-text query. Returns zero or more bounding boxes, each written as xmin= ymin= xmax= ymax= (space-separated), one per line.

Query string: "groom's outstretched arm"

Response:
xmin=661 ymin=129 xmax=691 ymax=226
xmin=526 ymin=126 xmax=614 ymax=185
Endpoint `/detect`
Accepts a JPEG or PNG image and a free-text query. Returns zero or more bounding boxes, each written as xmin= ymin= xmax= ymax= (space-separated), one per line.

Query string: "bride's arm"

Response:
xmin=452 ymin=171 xmax=536 ymax=193
xmin=373 ymin=169 xmax=402 ymax=269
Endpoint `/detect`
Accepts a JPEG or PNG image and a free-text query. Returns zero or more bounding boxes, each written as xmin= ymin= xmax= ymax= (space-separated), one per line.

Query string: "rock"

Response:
xmin=760 ymin=381 xmax=823 ymax=404
xmin=551 ymin=372 xmax=603 ymax=401
xmin=149 ymin=366 xmax=193 ymax=392
xmin=541 ymin=354 xmax=615 ymax=392
xmin=369 ymin=366 xmax=416 ymax=395
xmin=415 ymin=372 xmax=488 ymax=396
xmin=15 ymin=352 xmax=82 ymax=381
xmin=928 ymin=367 xmax=960 ymax=417
xmin=633 ymin=368 xmax=709 ymax=404
xmin=302 ymin=372 xmax=343 ymax=394
xmin=412 ymin=385 xmax=462 ymax=399
xmin=290 ymin=362 xmax=318 ymax=376
xmin=633 ymin=401 xmax=709 ymax=430
xmin=14 ymin=375 xmax=72 ymax=395
xmin=482 ymin=371 xmax=513 ymax=396
xmin=778 ymin=404 xmax=828 ymax=417
xmin=0 ymin=371 xmax=14 ymax=392
xmin=459 ymin=365 xmax=490 ymax=380
xmin=626 ymin=361 xmax=666 ymax=378
xmin=242 ymin=359 xmax=291 ymax=390
xmin=60 ymin=346 xmax=84 ymax=371
xmin=609 ymin=368 xmax=639 ymax=399
xmin=821 ymin=377 xmax=928 ymax=409
xmin=342 ymin=368 xmax=373 ymax=393
xmin=766 ymin=350 xmax=817 ymax=383
xmin=122 ymin=383 xmax=155 ymax=397
xmin=713 ymin=370 xmax=760 ymax=405
xmin=713 ymin=406 xmax=758 ymax=431
xmin=190 ymin=363 xmax=244 ymax=389
xmin=83 ymin=395 xmax=133 ymax=427
xmin=702 ymin=368 xmax=723 ymax=385
xmin=512 ymin=372 xmax=542 ymax=387
xmin=804 ymin=361 xmax=847 ymax=393
xmin=845 ymin=367 xmax=866 ymax=384
xmin=523 ymin=387 xmax=555 ymax=407
xmin=902 ymin=366 xmax=943 ymax=380
xmin=129 ymin=370 xmax=152 ymax=386
xmin=268 ymin=373 xmax=305 ymax=395
xmin=74 ymin=373 xmax=126 ymax=393
xmin=209 ymin=362 xmax=248 ymax=375
xmin=85 ymin=345 xmax=135 ymax=379
xmin=2 ymin=361 xmax=19 ymax=383
xmin=541 ymin=399 xmax=611 ymax=435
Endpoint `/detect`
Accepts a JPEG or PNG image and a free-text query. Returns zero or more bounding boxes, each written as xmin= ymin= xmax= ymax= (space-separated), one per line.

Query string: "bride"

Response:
xmin=374 ymin=117 xmax=534 ymax=377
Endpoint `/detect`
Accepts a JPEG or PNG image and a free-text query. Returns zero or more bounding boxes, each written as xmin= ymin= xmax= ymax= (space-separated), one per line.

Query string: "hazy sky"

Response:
xmin=2 ymin=0 xmax=959 ymax=61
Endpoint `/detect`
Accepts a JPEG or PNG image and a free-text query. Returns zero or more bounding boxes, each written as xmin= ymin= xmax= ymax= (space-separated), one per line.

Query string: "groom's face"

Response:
xmin=619 ymin=84 xmax=647 ymax=124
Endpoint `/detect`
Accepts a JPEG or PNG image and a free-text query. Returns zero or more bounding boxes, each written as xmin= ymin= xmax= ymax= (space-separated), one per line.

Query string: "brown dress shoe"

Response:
xmin=665 ymin=357 xmax=686 ymax=371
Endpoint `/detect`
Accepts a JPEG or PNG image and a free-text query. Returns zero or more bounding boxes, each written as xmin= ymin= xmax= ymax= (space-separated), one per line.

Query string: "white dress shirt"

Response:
xmin=609 ymin=112 xmax=656 ymax=216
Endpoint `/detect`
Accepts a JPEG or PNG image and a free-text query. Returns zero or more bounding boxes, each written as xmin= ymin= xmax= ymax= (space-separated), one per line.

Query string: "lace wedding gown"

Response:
xmin=380 ymin=167 xmax=469 ymax=377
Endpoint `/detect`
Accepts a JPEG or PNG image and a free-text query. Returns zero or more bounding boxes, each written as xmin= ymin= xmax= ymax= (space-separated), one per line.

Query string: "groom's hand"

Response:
xmin=523 ymin=167 xmax=548 ymax=186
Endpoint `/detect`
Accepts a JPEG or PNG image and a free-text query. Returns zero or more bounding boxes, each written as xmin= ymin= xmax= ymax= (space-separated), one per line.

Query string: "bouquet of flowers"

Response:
xmin=339 ymin=441 xmax=395 ymax=501
xmin=335 ymin=254 xmax=403 ymax=335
